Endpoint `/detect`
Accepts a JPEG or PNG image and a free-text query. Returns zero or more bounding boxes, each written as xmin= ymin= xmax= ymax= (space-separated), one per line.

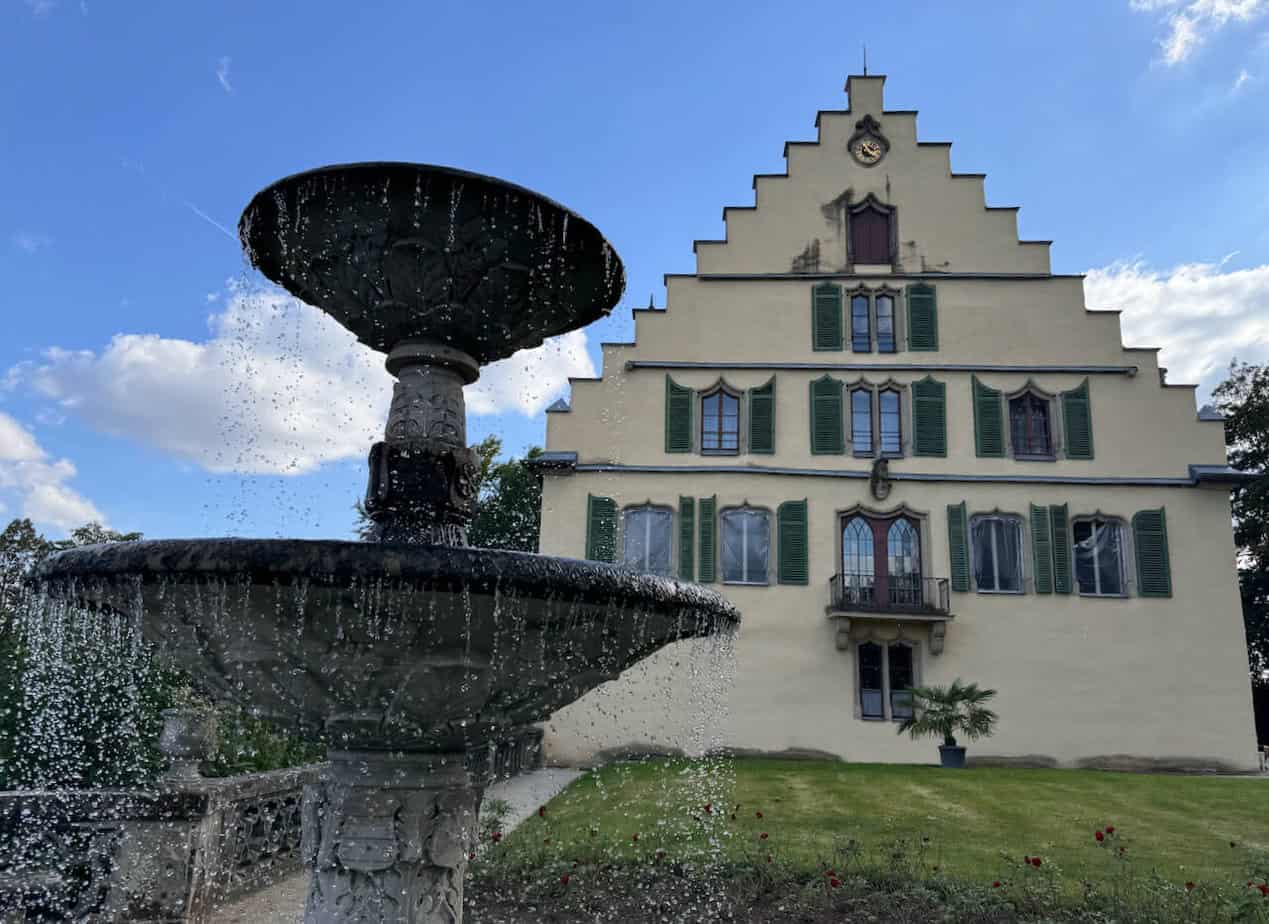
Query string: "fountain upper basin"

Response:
xmin=239 ymin=162 xmax=625 ymax=362
xmin=33 ymin=538 xmax=738 ymax=753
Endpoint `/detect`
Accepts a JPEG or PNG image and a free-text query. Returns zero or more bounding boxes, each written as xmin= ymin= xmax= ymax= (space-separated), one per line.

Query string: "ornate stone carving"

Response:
xmin=929 ymin=621 xmax=947 ymax=656
xmin=303 ymin=753 xmax=479 ymax=924
xmin=869 ymin=458 xmax=892 ymax=502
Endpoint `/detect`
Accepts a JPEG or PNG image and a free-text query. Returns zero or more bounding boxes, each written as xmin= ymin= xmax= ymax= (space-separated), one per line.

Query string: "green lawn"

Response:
xmin=497 ymin=758 xmax=1268 ymax=890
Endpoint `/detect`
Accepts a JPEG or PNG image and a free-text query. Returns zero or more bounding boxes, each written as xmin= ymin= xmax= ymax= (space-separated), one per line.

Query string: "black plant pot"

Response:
xmin=938 ymin=745 xmax=967 ymax=769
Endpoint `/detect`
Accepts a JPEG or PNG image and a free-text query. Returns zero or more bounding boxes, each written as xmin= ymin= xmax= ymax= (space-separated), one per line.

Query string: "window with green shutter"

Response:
xmin=1030 ymin=504 xmax=1053 ymax=594
xmin=665 ymin=376 xmax=693 ymax=453
xmin=1062 ymin=379 xmax=1094 ymax=460
xmin=973 ymin=377 xmax=1005 ymax=457
xmin=678 ymin=496 xmax=695 ymax=581
xmin=749 ymin=379 xmax=776 ymax=454
xmin=585 ymin=494 xmax=617 ymax=562
xmin=911 ymin=376 xmax=947 ymax=457
xmin=906 ymin=283 xmax=938 ymax=351
xmin=812 ymin=283 xmax=844 ymax=351
xmin=777 ymin=499 xmax=809 ymax=585
xmin=1133 ymin=508 xmax=1172 ymax=597
xmin=698 ymin=496 xmax=717 ymax=583
xmin=809 ymin=375 xmax=845 ymax=454
xmin=1050 ymin=503 xmax=1072 ymax=594
xmin=947 ymin=501 xmax=970 ymax=592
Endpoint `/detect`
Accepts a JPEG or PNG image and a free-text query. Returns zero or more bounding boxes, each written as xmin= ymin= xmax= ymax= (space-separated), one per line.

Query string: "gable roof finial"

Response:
xmin=648 ymin=292 xmax=655 ymax=310
xmin=862 ymin=43 xmax=868 ymax=77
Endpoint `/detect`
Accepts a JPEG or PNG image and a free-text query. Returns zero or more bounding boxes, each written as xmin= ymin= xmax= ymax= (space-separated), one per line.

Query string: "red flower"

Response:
xmin=1095 ymin=831 xmax=1105 ymax=842
xmin=560 ymin=874 xmax=570 ymax=887
xmin=1023 ymin=856 xmax=1031 ymax=864
xmin=1105 ymin=826 xmax=1115 ymax=834
xmin=1031 ymin=857 xmax=1042 ymax=868
xmin=631 ymin=833 xmax=639 ymax=842
xmin=766 ymin=854 xmax=772 ymax=863
xmin=756 ymin=811 xmax=763 ymax=819
xmin=829 ymin=878 xmax=841 ymax=888
xmin=538 ymin=806 xmax=546 ymax=818
xmin=543 ymin=838 xmax=551 ymax=844
xmin=992 ymin=881 xmax=1002 ymax=889
xmin=760 ymin=832 xmax=768 ymax=840
xmin=825 ymin=869 xmax=836 ymax=877
xmin=704 ymin=803 xmax=712 ymax=814
xmin=468 ymin=852 xmax=476 ymax=861
xmin=491 ymin=831 xmax=502 ymax=844
xmin=1260 ymin=884 xmax=1269 ymax=897
xmin=1185 ymin=882 xmax=1195 ymax=891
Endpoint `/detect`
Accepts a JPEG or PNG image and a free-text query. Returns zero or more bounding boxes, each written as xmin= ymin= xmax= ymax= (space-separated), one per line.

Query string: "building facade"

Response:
xmin=535 ymin=76 xmax=1257 ymax=771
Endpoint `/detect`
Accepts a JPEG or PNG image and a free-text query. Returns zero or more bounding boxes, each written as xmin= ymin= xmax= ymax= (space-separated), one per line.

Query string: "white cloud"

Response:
xmin=1084 ymin=257 xmax=1269 ymax=394
xmin=11 ymin=283 xmax=596 ymax=476
xmin=1131 ymin=0 xmax=1269 ymax=65
xmin=12 ymin=231 xmax=51 ymax=253
xmin=0 ymin=412 xmax=105 ymax=532
xmin=1233 ymin=66 xmax=1255 ymax=89
xmin=216 ymin=56 xmax=233 ymax=94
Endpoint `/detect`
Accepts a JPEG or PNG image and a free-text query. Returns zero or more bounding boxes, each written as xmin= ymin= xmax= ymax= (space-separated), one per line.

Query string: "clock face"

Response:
xmin=852 ymin=137 xmax=884 ymax=165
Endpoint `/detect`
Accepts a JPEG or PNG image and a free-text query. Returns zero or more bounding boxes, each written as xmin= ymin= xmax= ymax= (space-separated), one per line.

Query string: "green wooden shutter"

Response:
xmin=678 ymin=496 xmax=695 ymax=581
xmin=972 ymin=377 xmax=1005 ymax=457
xmin=911 ymin=377 xmax=947 ymax=457
xmin=1062 ymin=379 xmax=1094 ymax=460
xmin=698 ymin=496 xmax=717 ymax=583
xmin=665 ymin=376 xmax=693 ymax=453
xmin=906 ymin=283 xmax=938 ymax=351
xmin=809 ymin=376 xmax=845 ymax=454
xmin=748 ymin=380 xmax=776 ymax=454
xmin=585 ymin=494 xmax=617 ymax=563
xmin=1030 ymin=504 xmax=1053 ymax=594
xmin=812 ymin=283 xmax=843 ymax=351
xmin=1133 ymin=508 xmax=1172 ymax=598
xmin=777 ymin=499 xmax=809 ymax=585
xmin=1050 ymin=503 xmax=1071 ymax=594
xmin=947 ymin=501 xmax=970 ymax=592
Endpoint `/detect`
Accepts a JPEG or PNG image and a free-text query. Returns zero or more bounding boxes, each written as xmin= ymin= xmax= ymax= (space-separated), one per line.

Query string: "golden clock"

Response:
xmin=851 ymin=137 xmax=884 ymax=165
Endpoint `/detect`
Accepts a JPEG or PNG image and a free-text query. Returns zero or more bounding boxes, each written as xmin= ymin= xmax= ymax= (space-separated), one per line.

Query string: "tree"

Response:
xmin=895 ymin=679 xmax=999 ymax=749
xmin=1213 ymin=361 xmax=1269 ymax=744
xmin=353 ymin=437 xmax=544 ymax=552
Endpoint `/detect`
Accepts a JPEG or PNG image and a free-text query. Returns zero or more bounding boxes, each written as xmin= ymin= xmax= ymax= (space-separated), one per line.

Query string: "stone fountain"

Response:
xmin=33 ymin=163 xmax=739 ymax=923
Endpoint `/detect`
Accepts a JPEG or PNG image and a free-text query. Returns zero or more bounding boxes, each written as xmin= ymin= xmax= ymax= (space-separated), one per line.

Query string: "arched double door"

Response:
xmin=840 ymin=513 xmax=922 ymax=610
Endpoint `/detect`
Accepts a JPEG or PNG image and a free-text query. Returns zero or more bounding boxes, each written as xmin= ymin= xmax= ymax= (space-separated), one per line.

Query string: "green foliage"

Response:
xmin=201 ymin=706 xmax=323 ymax=778
xmin=896 ymin=678 xmax=999 ymax=747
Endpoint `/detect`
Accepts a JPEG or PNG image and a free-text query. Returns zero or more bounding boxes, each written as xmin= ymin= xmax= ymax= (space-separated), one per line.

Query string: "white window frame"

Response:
xmin=621 ymin=504 xmax=675 ymax=576
xmin=969 ymin=513 xmax=1026 ymax=595
xmin=1071 ymin=516 xmax=1130 ymax=598
xmin=720 ymin=505 xmax=771 ymax=586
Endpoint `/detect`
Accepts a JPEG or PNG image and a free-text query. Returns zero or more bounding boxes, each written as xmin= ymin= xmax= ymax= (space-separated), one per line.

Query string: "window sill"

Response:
xmin=852 ymin=450 xmax=877 ymax=459
xmin=723 ymin=580 xmax=770 ymax=587
xmin=1012 ymin=453 xmax=1057 ymax=462
xmin=859 ymin=715 xmax=887 ymax=722
xmin=700 ymin=449 xmax=739 ymax=457
xmin=1077 ymin=591 xmax=1130 ymax=599
xmin=975 ymin=588 xmax=1024 ymax=595
xmin=880 ymin=450 xmax=904 ymax=460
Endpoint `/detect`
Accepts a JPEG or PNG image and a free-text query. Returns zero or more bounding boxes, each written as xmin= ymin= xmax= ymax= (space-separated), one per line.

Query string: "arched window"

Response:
xmin=1073 ymin=517 xmax=1127 ymax=596
xmin=851 ymin=388 xmax=873 ymax=455
xmin=1009 ymin=391 xmax=1054 ymax=458
xmin=879 ymin=389 xmax=902 ymax=455
xmin=849 ymin=200 xmax=894 ymax=265
xmin=858 ymin=641 xmax=884 ymax=718
xmin=851 ymin=294 xmax=872 ymax=352
xmin=721 ymin=506 xmax=770 ymax=585
xmin=622 ymin=506 xmax=673 ymax=576
xmin=700 ymin=387 xmax=740 ymax=454
xmin=887 ymin=520 xmax=921 ymax=606
xmin=842 ymin=516 xmax=875 ymax=605
xmin=970 ymin=514 xmax=1024 ymax=593
xmin=888 ymin=643 xmax=915 ymax=719
xmin=875 ymin=294 xmax=896 ymax=353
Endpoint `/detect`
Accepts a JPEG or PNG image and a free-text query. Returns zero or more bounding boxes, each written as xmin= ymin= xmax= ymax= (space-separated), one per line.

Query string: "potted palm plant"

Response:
xmin=895 ymin=678 xmax=998 ymax=768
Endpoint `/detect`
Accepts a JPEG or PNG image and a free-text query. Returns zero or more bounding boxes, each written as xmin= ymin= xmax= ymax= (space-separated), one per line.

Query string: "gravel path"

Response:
xmin=210 ymin=768 xmax=586 ymax=923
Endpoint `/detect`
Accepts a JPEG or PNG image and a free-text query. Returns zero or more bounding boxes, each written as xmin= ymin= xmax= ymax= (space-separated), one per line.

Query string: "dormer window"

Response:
xmin=701 ymin=386 xmax=740 ymax=455
xmin=848 ymin=197 xmax=895 ymax=266
xmin=1009 ymin=391 xmax=1054 ymax=459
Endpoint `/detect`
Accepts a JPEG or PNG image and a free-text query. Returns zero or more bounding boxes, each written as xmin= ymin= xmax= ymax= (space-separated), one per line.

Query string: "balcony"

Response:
xmin=828 ymin=572 xmax=951 ymax=617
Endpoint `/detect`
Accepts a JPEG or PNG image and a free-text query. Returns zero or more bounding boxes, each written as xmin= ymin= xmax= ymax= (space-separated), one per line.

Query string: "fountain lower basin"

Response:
xmin=33 ymin=538 xmax=738 ymax=753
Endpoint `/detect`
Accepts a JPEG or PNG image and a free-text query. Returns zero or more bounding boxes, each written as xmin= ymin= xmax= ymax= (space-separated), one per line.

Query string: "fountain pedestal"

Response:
xmin=302 ymin=752 xmax=481 ymax=924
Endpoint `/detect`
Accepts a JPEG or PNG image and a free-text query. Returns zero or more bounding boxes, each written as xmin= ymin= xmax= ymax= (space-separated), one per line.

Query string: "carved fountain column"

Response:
xmin=302 ymin=752 xmax=481 ymax=924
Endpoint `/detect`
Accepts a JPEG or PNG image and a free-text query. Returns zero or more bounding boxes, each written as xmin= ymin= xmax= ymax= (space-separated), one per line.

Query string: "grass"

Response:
xmin=492 ymin=757 xmax=1268 ymax=891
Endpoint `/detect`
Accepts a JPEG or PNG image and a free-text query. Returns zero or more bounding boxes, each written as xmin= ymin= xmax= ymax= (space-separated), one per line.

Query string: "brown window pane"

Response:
xmin=851 ymin=208 xmax=892 ymax=264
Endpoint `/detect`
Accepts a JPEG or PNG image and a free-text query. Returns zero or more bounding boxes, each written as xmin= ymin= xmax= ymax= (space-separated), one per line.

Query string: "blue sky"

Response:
xmin=2 ymin=0 xmax=1268 ymax=540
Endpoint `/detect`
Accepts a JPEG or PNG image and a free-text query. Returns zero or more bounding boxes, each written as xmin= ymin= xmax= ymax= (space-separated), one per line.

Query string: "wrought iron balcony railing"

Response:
xmin=828 ymin=572 xmax=951 ymax=616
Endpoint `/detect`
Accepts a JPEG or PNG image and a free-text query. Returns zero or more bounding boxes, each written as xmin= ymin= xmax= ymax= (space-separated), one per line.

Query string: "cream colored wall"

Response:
xmin=693 ymin=76 xmax=1050 ymax=276
xmin=538 ymin=472 xmax=1256 ymax=770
